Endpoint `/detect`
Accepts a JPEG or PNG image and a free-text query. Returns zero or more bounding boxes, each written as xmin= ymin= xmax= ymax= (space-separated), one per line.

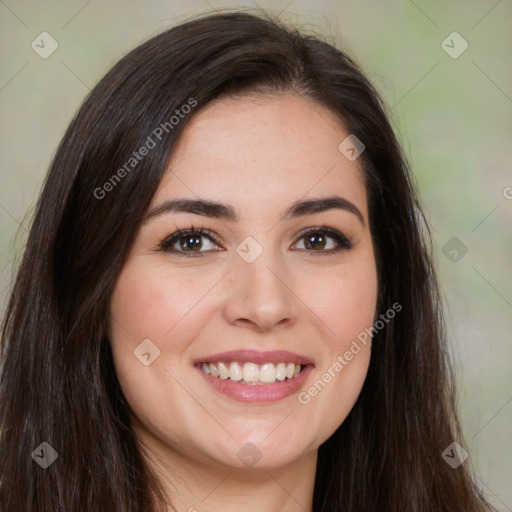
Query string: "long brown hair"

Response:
xmin=0 ymin=10 xmax=495 ymax=511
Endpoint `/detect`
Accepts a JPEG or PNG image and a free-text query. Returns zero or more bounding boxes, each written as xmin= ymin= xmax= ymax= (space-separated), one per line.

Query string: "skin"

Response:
xmin=109 ymin=93 xmax=378 ymax=512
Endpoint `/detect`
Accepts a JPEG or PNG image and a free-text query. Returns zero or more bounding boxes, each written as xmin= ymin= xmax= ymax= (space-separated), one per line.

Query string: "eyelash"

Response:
xmin=158 ymin=224 xmax=353 ymax=257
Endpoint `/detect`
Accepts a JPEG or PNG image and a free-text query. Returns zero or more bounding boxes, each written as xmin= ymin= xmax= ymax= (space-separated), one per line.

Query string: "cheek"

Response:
xmin=307 ymin=256 xmax=378 ymax=349
xmin=294 ymin=254 xmax=377 ymax=432
xmin=109 ymin=259 xmax=219 ymax=343
xmin=108 ymin=261 xmax=222 ymax=441
xmin=108 ymin=263 xmax=186 ymax=388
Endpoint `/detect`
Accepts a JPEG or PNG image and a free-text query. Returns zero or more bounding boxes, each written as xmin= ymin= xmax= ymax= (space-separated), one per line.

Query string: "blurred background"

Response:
xmin=1 ymin=0 xmax=511 ymax=509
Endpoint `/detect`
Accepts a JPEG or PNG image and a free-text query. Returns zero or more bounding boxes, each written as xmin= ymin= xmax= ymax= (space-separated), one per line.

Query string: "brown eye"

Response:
xmin=160 ymin=228 xmax=222 ymax=255
xmin=180 ymin=235 xmax=203 ymax=251
xmin=292 ymin=227 xmax=353 ymax=253
xmin=304 ymin=232 xmax=327 ymax=250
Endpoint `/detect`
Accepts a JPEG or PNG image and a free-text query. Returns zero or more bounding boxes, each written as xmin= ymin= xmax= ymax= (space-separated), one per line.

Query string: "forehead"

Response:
xmin=151 ymin=93 xmax=368 ymax=219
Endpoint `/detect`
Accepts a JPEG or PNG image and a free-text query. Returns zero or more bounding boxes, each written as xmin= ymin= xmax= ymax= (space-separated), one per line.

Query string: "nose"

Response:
xmin=221 ymin=250 xmax=299 ymax=333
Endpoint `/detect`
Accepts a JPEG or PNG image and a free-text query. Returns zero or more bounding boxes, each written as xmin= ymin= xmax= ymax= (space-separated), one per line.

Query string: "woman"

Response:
xmin=0 ymin=11 xmax=495 ymax=512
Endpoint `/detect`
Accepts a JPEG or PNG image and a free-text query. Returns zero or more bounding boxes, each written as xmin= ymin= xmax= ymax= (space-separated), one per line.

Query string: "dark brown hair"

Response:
xmin=0 ymin=10 xmax=495 ymax=512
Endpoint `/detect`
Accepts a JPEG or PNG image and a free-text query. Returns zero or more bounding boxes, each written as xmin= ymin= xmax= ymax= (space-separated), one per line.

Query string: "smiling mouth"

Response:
xmin=200 ymin=361 xmax=305 ymax=385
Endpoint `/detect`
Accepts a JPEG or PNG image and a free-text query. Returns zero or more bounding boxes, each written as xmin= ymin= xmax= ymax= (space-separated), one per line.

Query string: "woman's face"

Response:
xmin=109 ymin=93 xmax=378 ymax=471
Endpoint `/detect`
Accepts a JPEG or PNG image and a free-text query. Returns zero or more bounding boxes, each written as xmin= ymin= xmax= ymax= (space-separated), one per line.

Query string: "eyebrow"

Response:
xmin=144 ymin=196 xmax=365 ymax=226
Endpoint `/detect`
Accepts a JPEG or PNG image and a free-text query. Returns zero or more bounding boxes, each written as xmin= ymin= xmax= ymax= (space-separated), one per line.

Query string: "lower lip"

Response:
xmin=197 ymin=365 xmax=313 ymax=403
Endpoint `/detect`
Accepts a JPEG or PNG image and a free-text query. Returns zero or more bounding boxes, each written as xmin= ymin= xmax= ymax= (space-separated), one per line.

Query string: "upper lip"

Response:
xmin=194 ymin=349 xmax=315 ymax=366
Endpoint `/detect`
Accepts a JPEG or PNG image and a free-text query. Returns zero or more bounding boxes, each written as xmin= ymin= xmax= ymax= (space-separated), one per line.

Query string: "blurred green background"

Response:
xmin=1 ymin=0 xmax=511 ymax=508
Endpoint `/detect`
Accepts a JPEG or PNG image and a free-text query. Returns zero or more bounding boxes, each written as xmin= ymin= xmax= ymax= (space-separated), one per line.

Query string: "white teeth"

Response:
xmin=209 ymin=363 xmax=219 ymax=378
xmin=276 ymin=363 xmax=286 ymax=381
xmin=260 ymin=363 xmax=276 ymax=383
xmin=229 ymin=362 xmax=243 ymax=381
xmin=243 ymin=362 xmax=259 ymax=382
xmin=201 ymin=361 xmax=304 ymax=383
xmin=218 ymin=362 xmax=229 ymax=380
